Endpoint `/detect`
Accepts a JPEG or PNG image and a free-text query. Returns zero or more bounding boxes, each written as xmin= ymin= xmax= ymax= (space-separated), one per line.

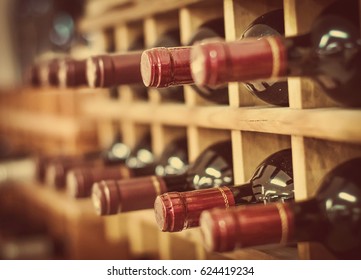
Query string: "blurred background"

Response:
xmin=0 ymin=0 xmax=85 ymax=88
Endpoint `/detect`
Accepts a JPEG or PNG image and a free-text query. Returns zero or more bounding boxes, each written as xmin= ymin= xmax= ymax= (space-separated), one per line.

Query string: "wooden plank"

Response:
xmin=9 ymin=182 xmax=130 ymax=259
xmin=284 ymin=0 xmax=357 ymax=260
xmin=0 ymin=109 xmax=88 ymax=139
xmin=284 ymin=0 xmax=338 ymax=109
xmin=78 ymin=0 xmax=219 ymax=32
xmin=82 ymin=99 xmax=361 ymax=145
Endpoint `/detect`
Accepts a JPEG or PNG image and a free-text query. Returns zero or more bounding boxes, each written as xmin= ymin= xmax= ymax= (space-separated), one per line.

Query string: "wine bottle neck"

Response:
xmin=228 ymin=183 xmax=256 ymax=205
xmin=293 ymin=198 xmax=326 ymax=243
xmin=285 ymin=32 xmax=326 ymax=77
xmin=162 ymin=172 xmax=190 ymax=192
xmin=87 ymin=51 xmax=143 ymax=88
xmin=128 ymin=163 xmax=156 ymax=177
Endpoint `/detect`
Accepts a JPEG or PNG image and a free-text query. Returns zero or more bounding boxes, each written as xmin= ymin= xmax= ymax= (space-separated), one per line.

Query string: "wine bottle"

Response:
xmin=191 ymin=0 xmax=361 ymax=107
xmin=153 ymin=29 xmax=185 ymax=103
xmin=35 ymin=153 xmax=97 ymax=184
xmin=39 ymin=58 xmax=63 ymax=87
xmin=44 ymin=154 xmax=103 ymax=189
xmin=58 ymin=58 xmax=87 ymax=88
xmin=66 ymin=133 xmax=156 ymax=198
xmin=42 ymin=133 xmax=132 ymax=188
xmin=24 ymin=64 xmax=41 ymax=87
xmin=155 ymin=148 xmax=293 ymax=232
xmin=91 ymin=137 xmax=189 ymax=215
xmin=86 ymin=51 xmax=142 ymax=88
xmin=200 ymin=157 xmax=361 ymax=260
xmin=125 ymin=34 xmax=149 ymax=101
xmin=141 ymin=18 xmax=229 ymax=104
xmin=36 ymin=139 xmax=120 ymax=184
xmin=86 ymin=29 xmax=181 ymax=90
xmin=241 ymin=9 xmax=288 ymax=106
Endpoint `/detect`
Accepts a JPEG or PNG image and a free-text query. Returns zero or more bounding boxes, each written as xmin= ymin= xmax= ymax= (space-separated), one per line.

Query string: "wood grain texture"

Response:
xmin=9 ymin=182 xmax=130 ymax=259
xmin=82 ymin=99 xmax=361 ymax=145
xmin=79 ymin=0 xmax=220 ymax=32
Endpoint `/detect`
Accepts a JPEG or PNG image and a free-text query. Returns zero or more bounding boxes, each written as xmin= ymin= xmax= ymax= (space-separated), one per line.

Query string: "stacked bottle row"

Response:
xmin=26 ymin=0 xmax=361 ymax=107
xmin=34 ymin=131 xmax=361 ymax=260
xmin=23 ymin=0 xmax=361 ymax=260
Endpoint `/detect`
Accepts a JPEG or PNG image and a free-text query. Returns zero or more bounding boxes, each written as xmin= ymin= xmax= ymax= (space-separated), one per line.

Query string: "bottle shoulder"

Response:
xmin=187 ymin=141 xmax=234 ymax=190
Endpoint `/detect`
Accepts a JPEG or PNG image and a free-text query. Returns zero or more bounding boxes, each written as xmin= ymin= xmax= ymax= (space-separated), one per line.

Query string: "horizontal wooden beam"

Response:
xmin=0 ymin=109 xmax=88 ymax=139
xmin=82 ymin=98 xmax=361 ymax=144
xmin=78 ymin=0 xmax=217 ymax=32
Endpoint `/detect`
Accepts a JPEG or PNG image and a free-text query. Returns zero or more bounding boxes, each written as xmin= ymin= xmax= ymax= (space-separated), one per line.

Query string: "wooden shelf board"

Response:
xmin=0 ymin=109 xmax=90 ymax=139
xmin=82 ymin=98 xmax=361 ymax=144
xmin=79 ymin=0 xmax=219 ymax=32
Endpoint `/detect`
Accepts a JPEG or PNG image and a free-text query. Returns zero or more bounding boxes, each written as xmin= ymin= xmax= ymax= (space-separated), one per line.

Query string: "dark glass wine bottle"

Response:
xmin=200 ymin=157 xmax=361 ymax=260
xmin=42 ymin=133 xmax=132 ymax=188
xmin=141 ymin=18 xmax=229 ymax=104
xmin=155 ymin=148 xmax=293 ymax=232
xmin=66 ymin=133 xmax=157 ymax=198
xmin=241 ymin=9 xmax=288 ymax=106
xmin=191 ymin=0 xmax=361 ymax=107
xmin=92 ymin=137 xmax=189 ymax=215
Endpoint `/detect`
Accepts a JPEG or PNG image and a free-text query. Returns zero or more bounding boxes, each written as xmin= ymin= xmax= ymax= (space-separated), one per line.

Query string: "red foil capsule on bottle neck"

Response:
xmin=190 ymin=36 xmax=287 ymax=87
xmin=199 ymin=202 xmax=294 ymax=252
xmin=25 ymin=64 xmax=41 ymax=87
xmin=154 ymin=187 xmax=236 ymax=232
xmin=45 ymin=158 xmax=104 ymax=189
xmin=58 ymin=59 xmax=87 ymax=88
xmin=48 ymin=59 xmax=61 ymax=87
xmin=66 ymin=164 xmax=131 ymax=199
xmin=86 ymin=51 xmax=143 ymax=88
xmin=141 ymin=47 xmax=193 ymax=88
xmin=91 ymin=176 xmax=167 ymax=216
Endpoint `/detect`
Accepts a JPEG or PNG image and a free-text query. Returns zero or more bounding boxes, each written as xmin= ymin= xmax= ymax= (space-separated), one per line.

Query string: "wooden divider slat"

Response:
xmin=224 ymin=0 xmax=283 ymax=108
xmin=284 ymin=0 xmax=351 ymax=259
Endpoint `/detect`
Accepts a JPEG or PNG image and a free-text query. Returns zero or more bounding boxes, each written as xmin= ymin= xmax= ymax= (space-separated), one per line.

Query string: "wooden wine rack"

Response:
xmin=1 ymin=0 xmax=361 ymax=260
